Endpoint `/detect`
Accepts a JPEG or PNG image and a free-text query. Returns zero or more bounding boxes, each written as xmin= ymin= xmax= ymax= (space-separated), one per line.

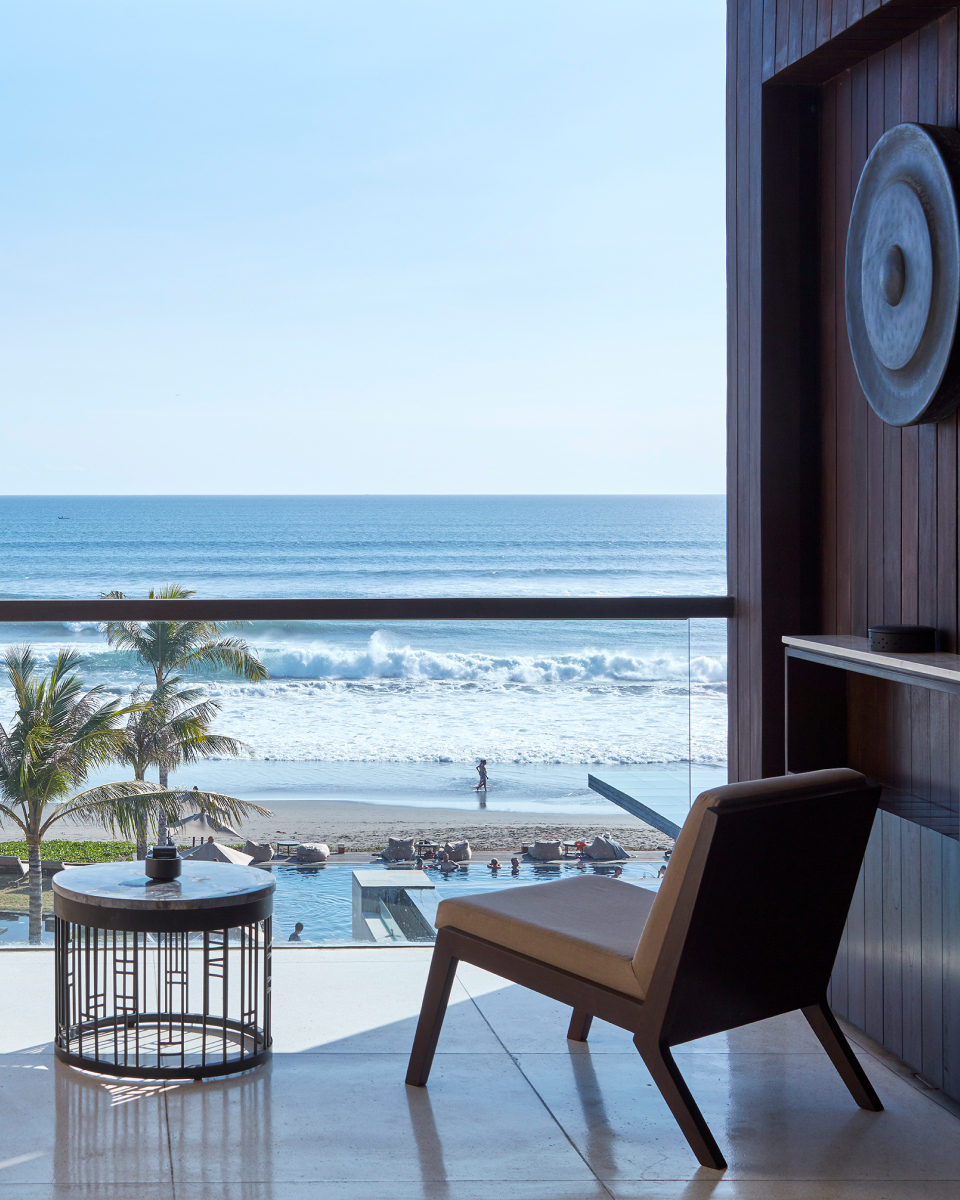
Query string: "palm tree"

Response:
xmin=118 ymin=678 xmax=254 ymax=856
xmin=0 ymin=646 xmax=269 ymax=943
xmin=100 ymin=582 xmax=269 ymax=828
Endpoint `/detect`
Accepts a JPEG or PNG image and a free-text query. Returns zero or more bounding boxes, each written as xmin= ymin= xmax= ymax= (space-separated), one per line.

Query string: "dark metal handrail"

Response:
xmin=0 ymin=596 xmax=734 ymax=621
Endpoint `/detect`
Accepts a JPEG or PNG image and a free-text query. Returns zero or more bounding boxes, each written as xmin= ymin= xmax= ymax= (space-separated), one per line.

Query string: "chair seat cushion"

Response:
xmin=435 ymin=875 xmax=655 ymax=998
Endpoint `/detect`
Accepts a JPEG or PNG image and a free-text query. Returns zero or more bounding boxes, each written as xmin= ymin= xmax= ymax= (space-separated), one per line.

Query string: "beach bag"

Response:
xmin=244 ymin=840 xmax=274 ymax=863
xmin=527 ymin=841 xmax=563 ymax=861
xmin=442 ymin=841 xmax=472 ymax=862
xmin=296 ymin=843 xmax=330 ymax=862
xmin=381 ymin=837 xmax=415 ymax=862
xmin=585 ymin=835 xmax=629 ymax=861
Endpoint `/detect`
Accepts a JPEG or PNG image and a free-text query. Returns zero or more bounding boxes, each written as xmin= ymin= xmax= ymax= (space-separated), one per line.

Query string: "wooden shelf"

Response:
xmin=783 ymin=634 xmax=960 ymax=696
xmin=783 ymin=635 xmax=959 ymax=840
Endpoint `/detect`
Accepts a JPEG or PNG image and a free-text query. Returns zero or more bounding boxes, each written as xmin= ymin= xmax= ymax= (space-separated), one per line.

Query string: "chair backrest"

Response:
xmin=632 ymin=769 xmax=880 ymax=1043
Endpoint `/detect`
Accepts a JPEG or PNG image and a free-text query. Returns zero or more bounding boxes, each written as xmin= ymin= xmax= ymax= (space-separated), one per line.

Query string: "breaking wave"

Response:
xmin=256 ymin=632 xmax=726 ymax=685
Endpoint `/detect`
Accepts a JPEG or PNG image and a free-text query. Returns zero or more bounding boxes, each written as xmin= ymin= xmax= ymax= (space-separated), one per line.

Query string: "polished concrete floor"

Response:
xmin=1 ymin=946 xmax=958 ymax=1198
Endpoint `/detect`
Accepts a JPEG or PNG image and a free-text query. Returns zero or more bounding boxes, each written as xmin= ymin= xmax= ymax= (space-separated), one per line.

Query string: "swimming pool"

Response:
xmin=0 ymin=859 xmax=664 ymax=947
xmin=271 ymin=859 xmax=664 ymax=945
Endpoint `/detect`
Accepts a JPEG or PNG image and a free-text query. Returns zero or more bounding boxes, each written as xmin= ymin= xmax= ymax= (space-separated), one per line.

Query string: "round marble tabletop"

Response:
xmin=53 ymin=860 xmax=275 ymax=915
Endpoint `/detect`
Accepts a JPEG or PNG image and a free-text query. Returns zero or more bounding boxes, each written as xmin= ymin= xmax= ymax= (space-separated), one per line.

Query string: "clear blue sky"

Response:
xmin=0 ymin=1 xmax=726 ymax=495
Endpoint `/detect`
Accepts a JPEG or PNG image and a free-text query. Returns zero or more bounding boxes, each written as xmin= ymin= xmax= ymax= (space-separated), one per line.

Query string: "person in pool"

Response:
xmin=289 ymin=922 xmax=304 ymax=942
xmin=431 ymin=853 xmax=461 ymax=874
xmin=475 ymin=759 xmax=488 ymax=791
xmin=487 ymin=858 xmax=501 ymax=871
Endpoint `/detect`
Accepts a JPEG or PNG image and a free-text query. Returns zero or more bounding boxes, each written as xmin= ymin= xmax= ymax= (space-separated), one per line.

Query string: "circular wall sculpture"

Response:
xmin=846 ymin=122 xmax=960 ymax=426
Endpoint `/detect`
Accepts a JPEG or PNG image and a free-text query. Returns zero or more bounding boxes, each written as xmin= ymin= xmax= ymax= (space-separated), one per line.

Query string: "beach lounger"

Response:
xmin=405 ymin=769 xmax=883 ymax=1169
xmin=0 ymin=856 xmax=27 ymax=878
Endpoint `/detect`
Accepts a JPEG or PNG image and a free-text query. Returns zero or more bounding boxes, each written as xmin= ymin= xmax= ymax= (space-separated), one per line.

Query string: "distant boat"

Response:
xmin=58 ymin=516 xmax=69 ymax=519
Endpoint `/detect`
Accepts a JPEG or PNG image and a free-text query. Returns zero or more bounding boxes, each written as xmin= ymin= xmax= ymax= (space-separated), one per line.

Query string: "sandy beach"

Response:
xmin=54 ymin=798 xmax=675 ymax=853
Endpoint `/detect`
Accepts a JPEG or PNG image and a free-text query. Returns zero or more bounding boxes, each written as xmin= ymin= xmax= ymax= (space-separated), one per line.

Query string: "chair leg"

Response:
xmin=801 ymin=999 xmax=883 ymax=1111
xmin=567 ymin=1009 xmax=593 ymax=1041
xmin=405 ymin=936 xmax=460 ymax=1087
xmin=635 ymin=1033 xmax=726 ymax=1170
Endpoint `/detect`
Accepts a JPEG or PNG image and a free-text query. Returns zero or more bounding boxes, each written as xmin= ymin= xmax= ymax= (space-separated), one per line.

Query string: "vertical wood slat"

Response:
xmin=919 ymin=24 xmax=940 ymax=632
xmin=802 ymin=0 xmax=818 ymax=56
xmin=883 ymin=43 xmax=902 ymax=623
xmin=832 ymin=0 xmax=847 ymax=41
xmin=862 ymin=814 xmax=885 ymax=1042
xmin=920 ymin=827 xmax=944 ymax=1086
xmin=836 ymin=68 xmax=854 ymax=632
xmin=726 ymin=0 xmax=741 ymax=776
xmin=866 ymin=52 xmax=885 ymax=628
xmin=900 ymin=818 xmax=923 ymax=1069
xmin=943 ymin=833 xmax=960 ymax=1097
xmin=942 ymin=9 xmax=960 ymax=653
xmin=777 ymin=0 xmax=792 ymax=73
xmin=928 ymin=690 xmax=953 ymax=828
xmin=901 ymin=32 xmax=921 ymax=627
xmin=737 ymin=0 xmax=751 ymax=780
xmin=789 ymin=0 xmax=804 ymax=63
xmin=850 ymin=61 xmax=869 ymax=637
xmin=901 ymin=428 xmax=921 ymax=623
xmin=846 ymin=833 xmax=867 ymax=1028
xmin=938 ymin=427 xmax=958 ymax=648
xmin=749 ymin=0 xmax=765 ymax=779
xmin=881 ymin=811 xmax=903 ymax=1057
xmin=919 ymin=423 xmax=939 ymax=625
xmin=763 ymin=0 xmax=779 ymax=80
xmin=821 ymin=79 xmax=839 ymax=635
xmin=817 ymin=0 xmax=833 ymax=47
xmin=732 ymin=0 xmax=756 ymax=779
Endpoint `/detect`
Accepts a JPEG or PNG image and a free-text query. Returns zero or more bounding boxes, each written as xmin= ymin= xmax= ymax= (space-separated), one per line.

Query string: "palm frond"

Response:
xmin=45 ymin=783 xmax=270 ymax=839
xmin=148 ymin=584 xmax=197 ymax=600
xmin=0 ymin=802 xmax=27 ymax=834
xmin=180 ymin=637 xmax=269 ymax=681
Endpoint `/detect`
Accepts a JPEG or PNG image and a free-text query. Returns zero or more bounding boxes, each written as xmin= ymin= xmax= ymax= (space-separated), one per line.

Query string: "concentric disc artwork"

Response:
xmin=846 ymin=122 xmax=960 ymax=426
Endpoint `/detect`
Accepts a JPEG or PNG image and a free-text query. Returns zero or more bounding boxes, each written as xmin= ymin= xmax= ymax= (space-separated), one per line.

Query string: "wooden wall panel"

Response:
xmin=820 ymin=17 xmax=960 ymax=647
xmin=764 ymin=0 xmax=959 ymax=84
xmin=831 ymin=811 xmax=959 ymax=1090
xmin=811 ymin=13 xmax=960 ymax=1097
xmin=732 ymin=0 xmax=960 ymax=1101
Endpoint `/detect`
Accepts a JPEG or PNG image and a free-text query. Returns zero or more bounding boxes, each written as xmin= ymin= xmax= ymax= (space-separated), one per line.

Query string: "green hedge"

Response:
xmin=0 ymin=840 xmax=137 ymax=863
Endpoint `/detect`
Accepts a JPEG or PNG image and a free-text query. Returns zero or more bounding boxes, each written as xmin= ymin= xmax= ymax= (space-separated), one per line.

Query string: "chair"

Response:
xmin=405 ymin=768 xmax=883 ymax=1169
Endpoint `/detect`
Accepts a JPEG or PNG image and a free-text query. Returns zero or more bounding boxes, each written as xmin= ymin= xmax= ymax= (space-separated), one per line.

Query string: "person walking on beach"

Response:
xmin=475 ymin=759 xmax=488 ymax=791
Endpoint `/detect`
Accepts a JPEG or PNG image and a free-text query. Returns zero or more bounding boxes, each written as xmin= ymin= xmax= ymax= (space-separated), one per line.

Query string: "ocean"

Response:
xmin=0 ymin=495 xmax=727 ymax=819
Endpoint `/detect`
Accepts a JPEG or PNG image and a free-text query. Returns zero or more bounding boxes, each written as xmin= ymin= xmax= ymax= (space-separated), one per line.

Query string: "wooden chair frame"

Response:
xmin=406 ymin=783 xmax=884 ymax=1170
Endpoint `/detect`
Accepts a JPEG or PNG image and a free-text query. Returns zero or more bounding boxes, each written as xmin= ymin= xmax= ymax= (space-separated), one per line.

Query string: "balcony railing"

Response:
xmin=0 ymin=596 xmax=734 ymax=621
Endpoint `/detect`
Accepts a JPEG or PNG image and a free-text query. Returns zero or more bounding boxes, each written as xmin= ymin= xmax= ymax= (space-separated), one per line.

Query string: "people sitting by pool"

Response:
xmin=289 ymin=922 xmax=304 ymax=942
xmin=487 ymin=858 xmax=501 ymax=871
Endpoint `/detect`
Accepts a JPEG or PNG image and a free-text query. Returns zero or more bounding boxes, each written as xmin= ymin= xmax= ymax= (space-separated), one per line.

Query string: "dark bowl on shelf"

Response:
xmin=867 ymin=625 xmax=937 ymax=654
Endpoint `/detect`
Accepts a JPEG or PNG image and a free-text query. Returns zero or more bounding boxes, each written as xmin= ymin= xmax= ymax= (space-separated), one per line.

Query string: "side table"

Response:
xmin=53 ymin=860 xmax=275 ymax=1079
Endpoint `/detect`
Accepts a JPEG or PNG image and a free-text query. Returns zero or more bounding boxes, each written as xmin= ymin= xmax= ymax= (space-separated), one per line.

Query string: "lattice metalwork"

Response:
xmin=55 ymin=918 xmax=272 ymax=1079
